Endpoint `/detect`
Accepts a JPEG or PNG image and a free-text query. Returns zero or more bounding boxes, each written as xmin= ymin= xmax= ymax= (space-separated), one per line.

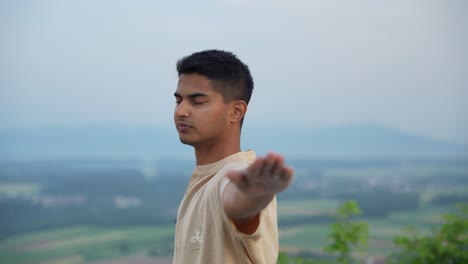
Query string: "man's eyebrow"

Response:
xmin=173 ymin=92 xmax=208 ymax=98
xmin=188 ymin=93 xmax=208 ymax=99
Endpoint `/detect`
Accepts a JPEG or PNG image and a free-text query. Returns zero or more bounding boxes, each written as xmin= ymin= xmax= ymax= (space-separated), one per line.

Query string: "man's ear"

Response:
xmin=231 ymin=100 xmax=247 ymax=123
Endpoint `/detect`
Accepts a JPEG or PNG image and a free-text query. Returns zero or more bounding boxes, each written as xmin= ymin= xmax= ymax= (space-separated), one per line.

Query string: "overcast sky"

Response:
xmin=1 ymin=0 xmax=467 ymax=144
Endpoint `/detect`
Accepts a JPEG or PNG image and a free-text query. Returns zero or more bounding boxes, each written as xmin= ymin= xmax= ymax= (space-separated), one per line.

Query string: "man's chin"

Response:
xmin=179 ymin=137 xmax=195 ymax=146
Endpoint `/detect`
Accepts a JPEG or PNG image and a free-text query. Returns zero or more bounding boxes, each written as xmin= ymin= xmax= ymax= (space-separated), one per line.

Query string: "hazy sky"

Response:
xmin=1 ymin=0 xmax=467 ymax=143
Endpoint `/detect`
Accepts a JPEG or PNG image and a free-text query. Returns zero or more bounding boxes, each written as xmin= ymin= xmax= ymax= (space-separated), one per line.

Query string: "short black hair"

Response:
xmin=176 ymin=49 xmax=254 ymax=105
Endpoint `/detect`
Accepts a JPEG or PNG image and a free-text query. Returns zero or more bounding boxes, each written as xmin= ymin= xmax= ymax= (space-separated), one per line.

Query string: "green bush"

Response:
xmin=388 ymin=203 xmax=468 ymax=264
xmin=278 ymin=201 xmax=467 ymax=264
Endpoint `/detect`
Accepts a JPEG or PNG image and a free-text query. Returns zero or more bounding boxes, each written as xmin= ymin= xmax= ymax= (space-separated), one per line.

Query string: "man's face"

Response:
xmin=174 ymin=73 xmax=232 ymax=147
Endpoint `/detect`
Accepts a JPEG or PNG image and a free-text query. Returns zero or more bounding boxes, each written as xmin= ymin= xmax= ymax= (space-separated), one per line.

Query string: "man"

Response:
xmin=173 ymin=49 xmax=294 ymax=263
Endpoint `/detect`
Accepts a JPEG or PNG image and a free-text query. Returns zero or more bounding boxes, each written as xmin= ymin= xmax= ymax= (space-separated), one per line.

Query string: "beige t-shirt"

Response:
xmin=173 ymin=150 xmax=278 ymax=264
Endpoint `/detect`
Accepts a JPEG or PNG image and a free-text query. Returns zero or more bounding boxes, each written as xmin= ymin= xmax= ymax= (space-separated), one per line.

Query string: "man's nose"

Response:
xmin=175 ymin=101 xmax=190 ymax=117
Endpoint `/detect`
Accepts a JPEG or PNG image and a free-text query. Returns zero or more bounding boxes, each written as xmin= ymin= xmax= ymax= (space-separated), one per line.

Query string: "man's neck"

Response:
xmin=194 ymin=142 xmax=241 ymax=166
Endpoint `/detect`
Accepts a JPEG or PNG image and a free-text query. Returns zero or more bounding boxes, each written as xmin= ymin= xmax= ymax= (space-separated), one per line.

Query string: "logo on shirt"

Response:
xmin=191 ymin=228 xmax=203 ymax=244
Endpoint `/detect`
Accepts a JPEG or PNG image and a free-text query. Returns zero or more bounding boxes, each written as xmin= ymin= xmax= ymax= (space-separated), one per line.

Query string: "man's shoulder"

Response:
xmin=206 ymin=150 xmax=256 ymax=181
xmin=219 ymin=158 xmax=252 ymax=173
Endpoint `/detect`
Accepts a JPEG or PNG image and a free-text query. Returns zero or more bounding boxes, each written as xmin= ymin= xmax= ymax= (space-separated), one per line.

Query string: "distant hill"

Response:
xmin=244 ymin=122 xmax=468 ymax=159
xmin=0 ymin=122 xmax=466 ymax=160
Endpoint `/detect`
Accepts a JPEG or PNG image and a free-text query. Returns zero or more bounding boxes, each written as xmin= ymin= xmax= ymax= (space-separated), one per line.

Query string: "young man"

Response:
xmin=172 ymin=50 xmax=294 ymax=263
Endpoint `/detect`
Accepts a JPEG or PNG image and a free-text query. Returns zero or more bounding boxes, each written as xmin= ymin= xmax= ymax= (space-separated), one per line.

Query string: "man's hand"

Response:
xmin=223 ymin=152 xmax=294 ymax=234
xmin=226 ymin=152 xmax=294 ymax=198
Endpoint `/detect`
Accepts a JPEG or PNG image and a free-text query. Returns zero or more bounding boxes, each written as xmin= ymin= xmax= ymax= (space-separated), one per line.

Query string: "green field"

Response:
xmin=0 ymin=182 xmax=41 ymax=198
xmin=0 ymin=226 xmax=174 ymax=264
xmin=0 ymin=200 xmax=460 ymax=263
xmin=276 ymin=199 xmax=454 ymax=257
xmin=277 ymin=199 xmax=339 ymax=218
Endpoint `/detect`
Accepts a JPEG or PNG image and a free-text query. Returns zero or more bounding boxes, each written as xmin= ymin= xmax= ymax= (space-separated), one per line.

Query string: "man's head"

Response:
xmin=176 ymin=49 xmax=254 ymax=107
xmin=174 ymin=50 xmax=254 ymax=148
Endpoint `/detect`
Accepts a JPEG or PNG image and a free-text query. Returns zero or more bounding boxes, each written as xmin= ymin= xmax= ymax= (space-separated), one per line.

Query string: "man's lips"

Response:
xmin=177 ymin=121 xmax=193 ymax=130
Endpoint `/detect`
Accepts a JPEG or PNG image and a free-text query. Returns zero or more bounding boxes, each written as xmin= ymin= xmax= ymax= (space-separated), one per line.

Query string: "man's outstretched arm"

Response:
xmin=223 ymin=152 xmax=294 ymax=234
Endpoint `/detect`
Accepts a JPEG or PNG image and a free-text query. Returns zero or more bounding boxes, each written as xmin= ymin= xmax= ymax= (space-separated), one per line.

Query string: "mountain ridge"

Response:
xmin=0 ymin=122 xmax=466 ymax=160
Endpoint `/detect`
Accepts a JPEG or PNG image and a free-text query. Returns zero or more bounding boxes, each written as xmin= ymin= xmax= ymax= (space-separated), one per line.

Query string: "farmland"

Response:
xmin=0 ymin=158 xmax=467 ymax=263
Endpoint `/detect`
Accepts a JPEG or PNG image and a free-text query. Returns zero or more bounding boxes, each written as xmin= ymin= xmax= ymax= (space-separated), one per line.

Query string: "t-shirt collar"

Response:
xmin=193 ymin=150 xmax=256 ymax=177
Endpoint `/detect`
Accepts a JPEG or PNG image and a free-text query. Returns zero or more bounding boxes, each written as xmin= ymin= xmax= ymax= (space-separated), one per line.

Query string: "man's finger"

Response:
xmin=282 ymin=166 xmax=294 ymax=183
xmin=247 ymin=158 xmax=264 ymax=177
xmin=261 ymin=152 xmax=279 ymax=177
xmin=264 ymin=153 xmax=276 ymax=176
xmin=270 ymin=155 xmax=285 ymax=178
